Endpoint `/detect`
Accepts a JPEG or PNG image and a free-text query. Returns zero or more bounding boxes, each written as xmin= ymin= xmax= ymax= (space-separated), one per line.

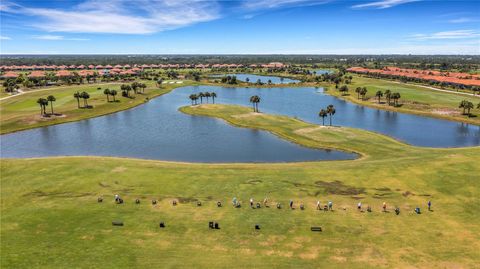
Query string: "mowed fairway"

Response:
xmin=328 ymin=75 xmax=480 ymax=125
xmin=0 ymin=80 xmax=189 ymax=134
xmin=1 ymin=105 xmax=479 ymax=268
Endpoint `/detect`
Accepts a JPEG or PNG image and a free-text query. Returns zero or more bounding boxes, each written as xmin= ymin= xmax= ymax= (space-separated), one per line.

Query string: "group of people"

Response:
xmin=112 ymin=195 xmax=432 ymax=214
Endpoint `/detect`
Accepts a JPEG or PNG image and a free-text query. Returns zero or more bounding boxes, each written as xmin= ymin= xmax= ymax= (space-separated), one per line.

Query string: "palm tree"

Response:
xmin=189 ymin=94 xmax=197 ymax=105
xmin=459 ymin=100 xmax=467 ymax=115
xmin=37 ymin=98 xmax=47 ymax=115
xmin=204 ymin=92 xmax=211 ymax=103
xmin=318 ymin=109 xmax=327 ymax=126
xmin=245 ymin=77 xmax=250 ymax=83
xmin=326 ymin=104 xmax=336 ymax=126
xmin=250 ymin=95 xmax=260 ymax=112
xmin=110 ymin=90 xmax=117 ymax=102
xmin=355 ymin=87 xmax=362 ymax=99
xmin=360 ymin=87 xmax=368 ymax=100
xmin=73 ymin=91 xmax=81 ymax=108
xmin=140 ymin=83 xmax=146 ymax=93
xmin=211 ymin=92 xmax=217 ymax=104
xmin=385 ymin=90 xmax=392 ymax=106
xmin=392 ymin=92 xmax=401 ymax=106
xmin=339 ymin=85 xmax=349 ymax=96
xmin=267 ymin=79 xmax=272 ymax=85
xmin=104 ymin=88 xmax=111 ymax=102
xmin=198 ymin=92 xmax=205 ymax=104
xmin=375 ymin=91 xmax=383 ymax=103
xmin=465 ymin=101 xmax=474 ymax=115
xmin=156 ymin=78 xmax=164 ymax=87
xmin=47 ymin=95 xmax=56 ymax=114
xmin=81 ymin=91 xmax=90 ymax=107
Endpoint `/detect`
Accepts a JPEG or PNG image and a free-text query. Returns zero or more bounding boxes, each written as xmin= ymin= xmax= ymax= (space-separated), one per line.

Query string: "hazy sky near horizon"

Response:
xmin=0 ymin=0 xmax=479 ymax=54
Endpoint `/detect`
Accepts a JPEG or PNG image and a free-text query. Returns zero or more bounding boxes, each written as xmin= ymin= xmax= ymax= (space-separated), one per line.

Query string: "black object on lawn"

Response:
xmin=255 ymin=224 xmax=260 ymax=230
xmin=311 ymin=226 xmax=322 ymax=232
xmin=98 ymin=197 xmax=103 ymax=203
xmin=159 ymin=222 xmax=165 ymax=228
xmin=135 ymin=199 xmax=140 ymax=204
xmin=152 ymin=199 xmax=157 ymax=205
xmin=112 ymin=221 xmax=124 ymax=226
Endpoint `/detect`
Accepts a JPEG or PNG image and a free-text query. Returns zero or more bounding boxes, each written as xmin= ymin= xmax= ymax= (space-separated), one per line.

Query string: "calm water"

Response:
xmin=0 ymin=87 xmax=356 ymax=162
xmin=1 ymin=85 xmax=478 ymax=162
xmin=212 ymin=74 xmax=300 ymax=84
xmin=311 ymin=69 xmax=333 ymax=75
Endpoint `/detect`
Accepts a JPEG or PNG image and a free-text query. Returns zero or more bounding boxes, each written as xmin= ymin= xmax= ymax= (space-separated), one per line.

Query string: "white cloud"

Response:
xmin=33 ymin=35 xmax=89 ymax=41
xmin=448 ymin=17 xmax=476 ymax=23
xmin=411 ymin=30 xmax=480 ymax=40
xmin=242 ymin=0 xmax=330 ymax=10
xmin=4 ymin=0 xmax=220 ymax=34
xmin=0 ymin=35 xmax=12 ymax=40
xmin=352 ymin=0 xmax=419 ymax=9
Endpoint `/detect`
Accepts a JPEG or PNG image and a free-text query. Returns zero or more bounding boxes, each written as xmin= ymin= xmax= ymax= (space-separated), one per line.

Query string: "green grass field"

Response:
xmin=0 ymin=80 xmax=192 ymax=134
xmin=1 ymin=104 xmax=479 ymax=268
xmin=328 ymin=75 xmax=480 ymax=125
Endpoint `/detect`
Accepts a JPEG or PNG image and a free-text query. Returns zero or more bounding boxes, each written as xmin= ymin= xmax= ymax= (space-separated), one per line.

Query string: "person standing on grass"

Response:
xmin=428 ymin=200 xmax=431 ymax=211
xmin=250 ymin=198 xmax=254 ymax=208
xmin=289 ymin=200 xmax=294 ymax=209
xmin=316 ymin=201 xmax=321 ymax=210
xmin=263 ymin=197 xmax=268 ymax=207
xmin=383 ymin=202 xmax=387 ymax=212
xmin=328 ymin=201 xmax=333 ymax=211
xmin=357 ymin=202 xmax=362 ymax=211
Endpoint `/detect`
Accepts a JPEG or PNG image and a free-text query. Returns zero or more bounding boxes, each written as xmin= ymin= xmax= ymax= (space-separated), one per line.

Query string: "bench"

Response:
xmin=310 ymin=226 xmax=322 ymax=232
xmin=112 ymin=221 xmax=124 ymax=226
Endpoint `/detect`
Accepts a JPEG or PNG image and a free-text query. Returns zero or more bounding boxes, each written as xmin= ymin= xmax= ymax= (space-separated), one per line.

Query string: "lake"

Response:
xmin=1 ymin=85 xmax=478 ymax=162
xmin=211 ymin=73 xmax=300 ymax=84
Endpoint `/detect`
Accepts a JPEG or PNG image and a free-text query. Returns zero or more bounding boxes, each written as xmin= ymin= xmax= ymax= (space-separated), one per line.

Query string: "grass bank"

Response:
xmin=0 ymin=80 xmax=194 ymax=134
xmin=326 ymin=75 xmax=480 ymax=125
xmin=2 ymin=104 xmax=479 ymax=268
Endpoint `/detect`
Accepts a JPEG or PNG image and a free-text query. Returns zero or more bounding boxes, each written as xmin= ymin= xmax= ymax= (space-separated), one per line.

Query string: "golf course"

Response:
xmin=2 ymin=97 xmax=480 ymax=267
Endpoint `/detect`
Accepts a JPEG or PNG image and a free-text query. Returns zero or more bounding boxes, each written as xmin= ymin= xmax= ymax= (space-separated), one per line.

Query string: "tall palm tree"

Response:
xmin=392 ymin=92 xmax=401 ymax=106
xmin=360 ymin=87 xmax=368 ymax=100
xmin=459 ymin=100 xmax=467 ymax=115
xmin=104 ymin=88 xmax=111 ymax=102
xmin=211 ymin=92 xmax=217 ymax=104
xmin=140 ymin=83 xmax=146 ymax=93
xmin=355 ymin=87 xmax=362 ymax=99
xmin=81 ymin=91 xmax=90 ymax=107
xmin=189 ymin=94 xmax=197 ymax=105
xmin=326 ymin=104 xmax=336 ymax=126
xmin=73 ymin=91 xmax=81 ymax=108
xmin=47 ymin=95 xmax=56 ymax=114
xmin=198 ymin=92 xmax=205 ymax=104
xmin=375 ymin=91 xmax=383 ymax=103
xmin=249 ymin=95 xmax=260 ymax=112
xmin=110 ymin=90 xmax=117 ymax=102
xmin=318 ymin=109 xmax=327 ymax=126
xmin=37 ymin=98 xmax=47 ymax=115
xmin=385 ymin=90 xmax=392 ymax=106
xmin=205 ymin=92 xmax=211 ymax=103
xmin=464 ymin=101 xmax=474 ymax=115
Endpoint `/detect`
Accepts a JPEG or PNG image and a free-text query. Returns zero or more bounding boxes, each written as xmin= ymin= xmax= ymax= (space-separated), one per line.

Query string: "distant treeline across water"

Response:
xmin=1 ymin=55 xmax=479 ymax=71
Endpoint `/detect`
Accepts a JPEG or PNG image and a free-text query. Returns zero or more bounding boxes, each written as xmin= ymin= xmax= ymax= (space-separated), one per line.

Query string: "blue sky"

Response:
xmin=0 ymin=0 xmax=479 ymax=54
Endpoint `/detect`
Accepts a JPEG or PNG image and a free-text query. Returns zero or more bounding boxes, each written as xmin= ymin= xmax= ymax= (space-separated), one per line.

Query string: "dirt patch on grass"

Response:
xmin=177 ymin=197 xmax=199 ymax=204
xmin=355 ymin=247 xmax=387 ymax=266
xmin=111 ymin=166 xmax=127 ymax=173
xmin=432 ymin=108 xmax=458 ymax=116
xmin=24 ymin=190 xmax=93 ymax=198
xmin=315 ymin=180 xmax=366 ymax=195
